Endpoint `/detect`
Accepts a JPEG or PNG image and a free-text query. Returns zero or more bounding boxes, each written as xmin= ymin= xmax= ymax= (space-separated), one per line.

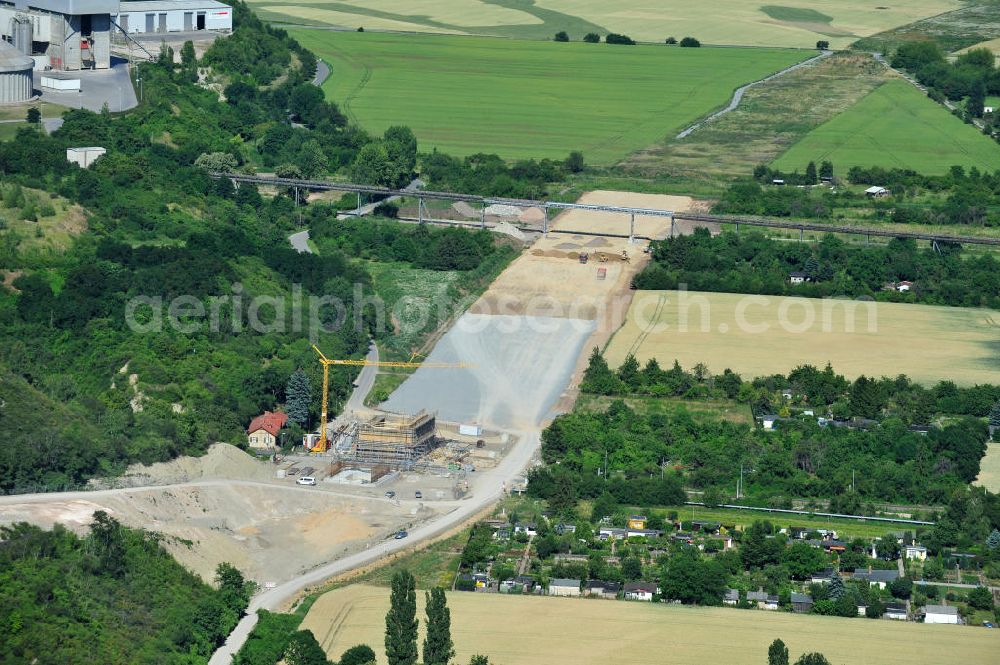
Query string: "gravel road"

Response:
xmin=676 ymin=50 xmax=832 ymax=139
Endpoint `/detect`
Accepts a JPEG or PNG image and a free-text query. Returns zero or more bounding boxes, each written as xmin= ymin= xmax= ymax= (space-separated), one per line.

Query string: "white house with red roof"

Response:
xmin=247 ymin=410 xmax=287 ymax=450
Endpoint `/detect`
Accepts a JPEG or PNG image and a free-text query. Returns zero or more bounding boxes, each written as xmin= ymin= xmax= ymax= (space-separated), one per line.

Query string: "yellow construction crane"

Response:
xmin=310 ymin=344 xmax=469 ymax=453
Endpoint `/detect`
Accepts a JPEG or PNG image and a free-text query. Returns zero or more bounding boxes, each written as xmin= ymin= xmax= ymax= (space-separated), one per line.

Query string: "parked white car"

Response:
xmin=296 ymin=476 xmax=316 ymax=486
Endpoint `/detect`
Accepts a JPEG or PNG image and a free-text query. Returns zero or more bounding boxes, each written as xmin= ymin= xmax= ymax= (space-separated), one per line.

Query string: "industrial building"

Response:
xmin=0 ymin=38 xmax=32 ymax=102
xmin=351 ymin=411 xmax=439 ymax=467
xmin=113 ymin=0 xmax=231 ymax=35
xmin=0 ymin=0 xmax=115 ymax=70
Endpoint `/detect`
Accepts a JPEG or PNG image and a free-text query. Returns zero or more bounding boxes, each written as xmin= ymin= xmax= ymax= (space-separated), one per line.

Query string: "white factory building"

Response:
xmin=0 ymin=0 xmax=115 ymax=70
xmin=113 ymin=0 xmax=231 ymax=35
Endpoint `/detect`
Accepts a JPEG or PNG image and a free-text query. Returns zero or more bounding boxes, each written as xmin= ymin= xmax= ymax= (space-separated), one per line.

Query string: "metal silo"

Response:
xmin=0 ymin=40 xmax=34 ymax=105
xmin=11 ymin=15 xmax=33 ymax=56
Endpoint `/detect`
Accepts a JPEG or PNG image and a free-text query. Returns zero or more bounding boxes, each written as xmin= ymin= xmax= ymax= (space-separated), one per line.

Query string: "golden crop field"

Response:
xmin=604 ymin=291 xmax=1000 ymax=386
xmin=975 ymin=442 xmax=1000 ymax=493
xmin=252 ymin=0 xmax=959 ymax=48
xmin=301 ymin=584 xmax=998 ymax=665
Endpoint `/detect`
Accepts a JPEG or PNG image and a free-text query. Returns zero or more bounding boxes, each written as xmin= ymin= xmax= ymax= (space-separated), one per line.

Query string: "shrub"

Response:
xmin=564 ymin=151 xmax=584 ymax=173
xmin=665 ymin=36 xmax=677 ymax=45
xmin=583 ymin=32 xmax=600 ymax=43
xmin=374 ymin=201 xmax=399 ymax=218
xmin=554 ymin=31 xmax=569 ymax=42
xmin=816 ymin=40 xmax=830 ymax=50
xmin=606 ymin=33 xmax=636 ymax=45
xmin=680 ymin=36 xmax=701 ymax=47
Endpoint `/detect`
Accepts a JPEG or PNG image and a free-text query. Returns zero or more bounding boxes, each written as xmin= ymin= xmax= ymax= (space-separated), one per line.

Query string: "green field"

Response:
xmin=772 ymin=79 xmax=1000 ymax=174
xmin=289 ymin=31 xmax=809 ymax=163
xmin=258 ymin=0 xmax=957 ymax=49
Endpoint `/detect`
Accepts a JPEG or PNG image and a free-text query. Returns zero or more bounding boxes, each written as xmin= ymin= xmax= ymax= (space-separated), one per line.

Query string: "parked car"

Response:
xmin=385 ymin=490 xmax=396 ymax=499
xmin=296 ymin=476 xmax=316 ymax=486
xmin=414 ymin=490 xmax=423 ymax=499
xmin=394 ymin=530 xmax=408 ymax=539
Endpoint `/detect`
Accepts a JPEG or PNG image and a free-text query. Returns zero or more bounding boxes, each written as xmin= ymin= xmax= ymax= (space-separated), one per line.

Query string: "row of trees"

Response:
xmin=554 ymin=32 xmax=699 ymax=46
xmin=583 ymin=352 xmax=1000 ymax=423
xmin=634 ymin=228 xmax=1000 ymax=309
xmin=892 ymin=42 xmax=1000 ymax=114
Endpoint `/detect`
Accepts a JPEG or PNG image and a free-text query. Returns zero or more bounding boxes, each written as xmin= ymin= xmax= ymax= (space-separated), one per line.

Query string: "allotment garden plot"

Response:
xmin=289 ymin=31 xmax=810 ymax=163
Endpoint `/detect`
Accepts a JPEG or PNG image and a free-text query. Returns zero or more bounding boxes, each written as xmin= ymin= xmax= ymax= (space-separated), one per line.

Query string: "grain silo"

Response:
xmin=0 ymin=40 xmax=32 ymax=104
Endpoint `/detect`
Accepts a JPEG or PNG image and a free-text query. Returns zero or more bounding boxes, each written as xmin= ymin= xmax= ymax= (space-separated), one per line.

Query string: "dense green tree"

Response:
xmin=967 ymin=585 xmax=994 ymax=610
xmin=828 ymin=572 xmax=845 ymax=600
xmin=554 ymin=31 xmax=569 ymax=42
xmin=583 ymin=32 xmax=600 ymax=43
xmin=422 ymin=587 xmax=454 ymax=665
xmin=768 ymin=639 xmax=789 ymax=665
xmin=660 ymin=549 xmax=727 ymax=604
xmin=340 ymin=644 xmax=377 ymax=665
xmin=805 ymin=161 xmax=817 ymax=185
xmin=468 ymin=656 xmax=490 ymax=665
xmin=622 ymin=556 xmax=643 ymax=581
xmin=819 ymin=161 xmax=833 ymax=180
xmin=285 ymin=630 xmax=330 ymax=665
xmin=385 ymin=570 xmax=418 ymax=665
xmin=680 ymin=36 xmax=701 ymax=47
xmin=351 ymin=142 xmax=393 ymax=186
xmin=564 ymin=150 xmax=585 ymax=173
xmin=782 ymin=542 xmax=827 ymax=580
xmin=795 ymin=654 xmax=831 ymax=665
xmin=25 ymin=107 xmax=40 ymax=124
xmin=285 ymin=368 xmax=312 ymax=427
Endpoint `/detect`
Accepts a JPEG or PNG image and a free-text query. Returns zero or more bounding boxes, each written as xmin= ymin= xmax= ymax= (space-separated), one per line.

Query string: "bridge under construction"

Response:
xmin=212 ymin=172 xmax=1000 ymax=248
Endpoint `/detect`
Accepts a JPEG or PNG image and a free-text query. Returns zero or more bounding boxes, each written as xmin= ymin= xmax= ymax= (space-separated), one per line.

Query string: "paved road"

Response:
xmin=916 ymin=580 xmax=1000 ymax=592
xmin=676 ymin=50 xmax=832 ymax=139
xmin=289 ymin=230 xmax=312 ymax=253
xmin=337 ymin=178 xmax=424 ymax=219
xmin=208 ymin=427 xmax=540 ymax=664
xmin=314 ymin=59 xmax=331 ymax=87
xmin=345 ymin=342 xmax=379 ymax=415
xmin=34 ymin=57 xmax=137 ymax=113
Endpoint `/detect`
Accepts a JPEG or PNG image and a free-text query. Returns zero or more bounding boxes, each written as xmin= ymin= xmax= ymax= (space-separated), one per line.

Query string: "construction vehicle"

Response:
xmin=310 ymin=344 xmax=468 ymax=453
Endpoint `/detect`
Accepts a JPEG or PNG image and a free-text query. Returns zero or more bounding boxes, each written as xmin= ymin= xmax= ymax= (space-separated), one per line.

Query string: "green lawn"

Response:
xmin=773 ymin=79 xmax=1000 ymax=174
xmin=290 ymin=31 xmax=810 ymax=163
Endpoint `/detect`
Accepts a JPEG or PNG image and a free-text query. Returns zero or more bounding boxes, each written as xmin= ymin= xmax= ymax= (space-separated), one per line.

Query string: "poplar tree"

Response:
xmin=422 ymin=587 xmax=454 ymax=665
xmin=385 ymin=570 xmax=418 ymax=665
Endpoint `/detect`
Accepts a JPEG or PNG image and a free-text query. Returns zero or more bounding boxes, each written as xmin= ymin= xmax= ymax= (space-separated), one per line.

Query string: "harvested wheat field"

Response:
xmin=471 ymin=191 xmax=694 ymax=319
xmin=975 ymin=442 xmax=1000 ymax=493
xmin=605 ymin=290 xmax=1000 ymax=386
xmin=301 ymin=584 xmax=997 ymax=665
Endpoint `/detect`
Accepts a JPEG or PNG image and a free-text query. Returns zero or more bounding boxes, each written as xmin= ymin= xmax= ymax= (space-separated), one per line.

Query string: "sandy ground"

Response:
xmin=91 ymin=443 xmax=274 ymax=487
xmin=471 ymin=191 xmax=695 ymax=319
xmin=302 ymin=585 xmax=998 ymax=665
xmin=0 ymin=483 xmax=434 ymax=584
xmin=975 ymin=442 xmax=1000 ymax=493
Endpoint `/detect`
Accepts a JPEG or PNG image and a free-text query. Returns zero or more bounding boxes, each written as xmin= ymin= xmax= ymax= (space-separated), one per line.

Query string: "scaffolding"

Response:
xmin=349 ymin=411 xmax=439 ymax=467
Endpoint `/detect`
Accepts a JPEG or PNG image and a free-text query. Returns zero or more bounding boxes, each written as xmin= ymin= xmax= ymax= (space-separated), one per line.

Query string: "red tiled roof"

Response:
xmin=247 ymin=410 xmax=287 ymax=436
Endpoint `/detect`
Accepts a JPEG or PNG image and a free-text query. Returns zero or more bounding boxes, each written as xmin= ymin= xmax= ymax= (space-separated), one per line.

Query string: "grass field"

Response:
xmin=772 ymin=79 xmax=1000 ymax=174
xmin=289 ymin=30 xmax=810 ymax=163
xmin=258 ymin=0 xmax=957 ymax=48
xmin=603 ymin=290 xmax=1000 ymax=386
xmin=622 ymin=52 xmax=888 ymax=188
xmin=576 ymin=393 xmax=753 ymax=425
xmin=301 ymin=584 xmax=997 ymax=665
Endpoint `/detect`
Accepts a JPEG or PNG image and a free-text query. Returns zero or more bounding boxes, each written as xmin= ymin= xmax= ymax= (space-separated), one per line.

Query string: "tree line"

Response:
xmin=633 ymin=228 xmax=1000 ymax=309
xmin=724 ymin=161 xmax=1000 ymax=229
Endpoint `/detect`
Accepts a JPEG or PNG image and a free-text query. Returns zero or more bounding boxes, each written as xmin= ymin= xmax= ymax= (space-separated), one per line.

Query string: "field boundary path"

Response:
xmin=313 ymin=58 xmax=331 ymax=86
xmin=676 ymin=50 xmax=832 ymax=139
